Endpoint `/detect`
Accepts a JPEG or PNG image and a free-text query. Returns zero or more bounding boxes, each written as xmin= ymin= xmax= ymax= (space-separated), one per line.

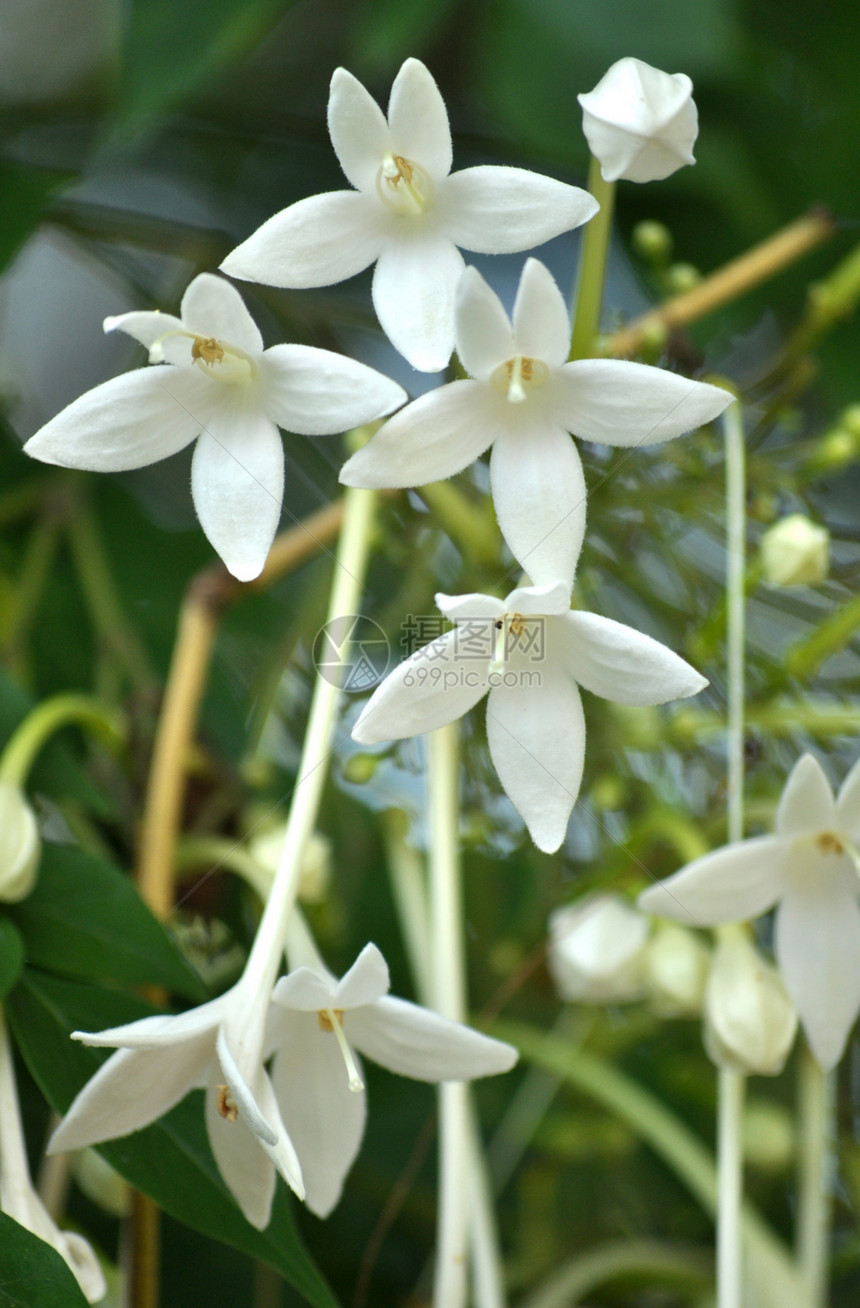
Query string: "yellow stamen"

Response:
xmin=191 ymin=336 xmax=225 ymax=367
xmin=318 ymin=1008 xmax=364 ymax=1093
xmin=216 ymin=1084 xmax=238 ymax=1121
xmin=377 ymin=152 xmax=432 ymax=215
xmin=816 ymin=832 xmax=845 ymax=856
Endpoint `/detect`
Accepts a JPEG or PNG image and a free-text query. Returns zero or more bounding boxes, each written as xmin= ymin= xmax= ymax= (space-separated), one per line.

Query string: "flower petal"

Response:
xmin=490 ymin=423 xmax=586 ymax=587
xmin=191 ymin=406 xmax=284 ymax=581
xmin=485 ymin=669 xmax=585 ymax=853
xmin=328 ymin=66 xmax=392 ymax=193
xmin=273 ymin=967 xmax=337 ymax=1012
xmin=23 ymin=368 xmax=211 ymax=472
xmin=258 ymin=344 xmax=405 ymax=435
xmin=439 ymin=166 xmax=598 ymax=254
xmin=339 ymin=380 xmax=495 ymax=488
xmin=557 ymin=611 xmax=707 ymax=704
xmin=512 ymin=259 xmax=571 ymax=370
xmin=387 ymin=58 xmax=452 ymax=182
xmin=348 ymin=996 xmax=517 ymax=1079
xmin=72 ymin=1003 xmax=220 ymax=1049
xmin=352 ymin=629 xmax=489 ymax=744
xmin=334 ymin=943 xmax=391 ymax=1009
xmin=180 ymin=273 xmax=263 ymax=353
xmin=372 ymin=232 xmax=465 ymax=372
xmin=637 ymin=836 xmax=788 ymax=926
xmin=551 ymin=359 xmax=731 ymax=445
xmin=837 ymin=756 xmax=860 ymax=839
xmin=216 ymin=1028 xmax=277 ymax=1147
xmin=104 ymin=310 xmax=189 ymax=365
xmin=205 ymin=1073 xmax=277 ymax=1229
xmin=775 ymin=753 xmax=836 ymax=838
xmin=775 ymin=876 xmax=860 ymax=1070
xmin=505 ymin=580 xmax=572 ymax=616
xmin=455 ymin=267 xmax=516 ymax=381
xmin=270 ymin=1010 xmax=366 ymax=1218
xmin=435 ymin=592 xmax=506 ymax=623
xmin=221 ymin=191 xmax=385 ymax=289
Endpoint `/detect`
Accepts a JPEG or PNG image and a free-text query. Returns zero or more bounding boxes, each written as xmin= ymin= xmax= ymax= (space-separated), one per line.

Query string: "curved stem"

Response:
xmin=569 ymin=157 xmax=616 ymax=360
xmin=0 ymin=693 xmax=124 ymax=789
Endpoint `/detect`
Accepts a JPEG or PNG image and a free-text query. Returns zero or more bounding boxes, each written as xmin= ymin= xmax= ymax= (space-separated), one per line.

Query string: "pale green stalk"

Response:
xmin=0 ymin=692 xmax=124 ymax=788
xmin=796 ymin=1042 xmax=832 ymax=1308
xmin=569 ymin=156 xmax=616 ymax=359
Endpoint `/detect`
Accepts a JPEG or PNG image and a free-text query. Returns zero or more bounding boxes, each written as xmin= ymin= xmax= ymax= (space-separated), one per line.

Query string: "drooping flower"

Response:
xmin=220 ymin=59 xmax=598 ymax=372
xmin=702 ymin=927 xmax=797 ymax=1076
xmin=638 ymin=754 xmax=860 ymax=1069
xmin=759 ymin=513 xmax=830 ymax=586
xmin=548 ymin=895 xmax=649 ymax=1004
xmin=341 ymin=259 xmax=732 ymax=587
xmin=352 ymin=579 xmax=707 ymax=853
xmin=49 ymin=976 xmax=304 ymax=1231
xmin=0 ymin=781 xmax=40 ymax=902
xmin=24 ymin=274 xmax=406 ymax=581
xmin=267 ymin=922 xmax=517 ymax=1218
xmin=578 ymin=58 xmax=698 ymax=184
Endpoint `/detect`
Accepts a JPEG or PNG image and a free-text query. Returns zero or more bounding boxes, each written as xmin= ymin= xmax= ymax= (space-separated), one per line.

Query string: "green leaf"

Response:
xmin=9 ymin=971 xmax=339 ymax=1308
xmin=0 ymin=1211 xmax=89 ymax=1308
xmin=9 ymin=843 xmax=206 ymax=1001
xmin=348 ymin=0 xmax=461 ymax=78
xmin=0 ymin=160 xmax=72 ymax=278
xmin=0 ymin=918 xmax=24 ymax=999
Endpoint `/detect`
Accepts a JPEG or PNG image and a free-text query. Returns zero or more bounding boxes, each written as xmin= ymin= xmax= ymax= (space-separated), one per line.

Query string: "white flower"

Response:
xmin=578 ymin=58 xmax=698 ymax=183
xmin=0 ymin=781 xmax=40 ymax=902
xmin=341 ymin=260 xmax=731 ymax=586
xmin=267 ymin=927 xmax=517 ymax=1218
xmin=703 ymin=929 xmax=797 ymax=1076
xmin=638 ymin=754 xmax=860 ymax=1069
xmin=49 ymin=976 xmax=305 ymax=1230
xmin=760 ymin=513 xmax=830 ymax=586
xmin=548 ymin=895 xmax=649 ymax=1004
xmin=220 ymin=59 xmax=598 ymax=372
xmin=24 ymin=273 xmax=406 ymax=581
xmin=352 ymin=579 xmax=707 ymax=853
xmin=642 ymin=921 xmax=710 ymax=1017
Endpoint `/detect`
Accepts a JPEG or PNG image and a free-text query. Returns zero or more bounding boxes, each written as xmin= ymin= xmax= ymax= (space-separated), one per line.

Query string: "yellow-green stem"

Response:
xmin=0 ymin=693 xmax=123 ymax=788
xmin=569 ymin=158 xmax=616 ymax=360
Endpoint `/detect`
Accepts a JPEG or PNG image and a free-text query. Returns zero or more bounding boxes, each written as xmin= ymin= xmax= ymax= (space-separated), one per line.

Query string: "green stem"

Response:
xmin=717 ymin=1068 xmax=745 ymax=1308
xmin=174 ymin=835 xmax=273 ymax=901
xmin=784 ymin=590 xmax=860 ymax=680
xmin=417 ymin=480 xmax=501 ymax=567
xmin=0 ymin=692 xmax=124 ymax=788
xmin=1 ymin=516 xmax=61 ymax=666
xmin=569 ymin=157 xmax=616 ymax=360
xmin=519 ymin=1238 xmax=711 ymax=1308
xmin=382 ymin=810 xmax=433 ymax=1007
xmin=797 ymin=1042 xmax=832 ymax=1308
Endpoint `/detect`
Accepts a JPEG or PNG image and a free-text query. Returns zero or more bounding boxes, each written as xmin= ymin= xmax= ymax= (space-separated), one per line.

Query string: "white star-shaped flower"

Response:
xmin=638 ymin=754 xmax=860 ymax=1069
xmin=49 ymin=977 xmax=304 ymax=1231
xmin=341 ymin=259 xmax=732 ymax=586
xmin=267 ymin=925 xmax=517 ymax=1218
xmin=220 ymin=59 xmax=598 ymax=372
xmin=24 ymin=273 xmax=406 ymax=581
xmin=352 ymin=580 xmax=706 ymax=853
xmin=578 ymin=57 xmax=698 ymax=184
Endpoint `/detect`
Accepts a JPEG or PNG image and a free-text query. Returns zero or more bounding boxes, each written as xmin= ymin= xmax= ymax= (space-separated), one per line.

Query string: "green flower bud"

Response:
xmin=632 ymin=220 xmax=673 ymax=265
xmin=760 ymin=514 xmax=829 ymax=586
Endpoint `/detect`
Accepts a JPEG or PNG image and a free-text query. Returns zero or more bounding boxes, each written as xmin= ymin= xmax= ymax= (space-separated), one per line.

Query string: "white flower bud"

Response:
xmin=643 ymin=922 xmax=710 ymax=1017
xmin=548 ymin=895 xmax=649 ymax=1004
xmin=578 ymin=57 xmax=698 ymax=183
xmin=703 ymin=931 xmax=797 ymax=1076
xmin=72 ymin=1147 xmax=132 ymax=1218
xmin=0 ymin=781 xmax=40 ymax=903
xmin=760 ymin=513 xmax=829 ymax=586
xmin=246 ymin=826 xmax=331 ymax=904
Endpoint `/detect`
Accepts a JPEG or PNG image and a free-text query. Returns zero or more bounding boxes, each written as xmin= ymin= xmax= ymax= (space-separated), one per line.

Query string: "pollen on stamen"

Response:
xmin=317 ymin=1008 xmax=345 ymax=1032
xmin=192 ymin=337 xmax=225 ymax=367
xmin=816 ymin=832 xmax=845 ymax=856
xmin=216 ymin=1084 xmax=238 ymax=1121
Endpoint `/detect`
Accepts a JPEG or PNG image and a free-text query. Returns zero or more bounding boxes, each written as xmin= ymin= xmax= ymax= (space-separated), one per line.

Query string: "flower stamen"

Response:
xmin=816 ymin=832 xmax=845 ymax=856
xmin=376 ymin=152 xmax=433 ymax=216
xmin=216 ymin=1084 xmax=238 ymax=1121
xmin=192 ymin=337 xmax=225 ymax=367
xmin=490 ymin=355 xmax=550 ymax=404
xmin=318 ymin=1008 xmax=364 ymax=1092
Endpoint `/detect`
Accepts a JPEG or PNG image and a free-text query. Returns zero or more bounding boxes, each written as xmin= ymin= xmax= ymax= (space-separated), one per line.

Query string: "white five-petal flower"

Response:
xmin=352 ymin=579 xmax=707 ymax=853
xmin=49 ymin=977 xmax=304 ymax=1231
xmin=220 ymin=59 xmax=598 ymax=372
xmin=267 ymin=923 xmax=517 ymax=1218
xmin=578 ymin=57 xmax=699 ymax=184
xmin=24 ymin=273 xmax=406 ymax=581
xmin=341 ymin=259 xmax=732 ymax=587
xmin=638 ymin=754 xmax=860 ymax=1070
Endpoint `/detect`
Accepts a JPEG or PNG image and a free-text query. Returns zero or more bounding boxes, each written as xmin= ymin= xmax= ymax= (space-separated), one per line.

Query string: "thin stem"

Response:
xmin=797 ymin=1042 xmax=832 ymax=1308
xmin=0 ymin=515 xmax=62 ymax=671
xmin=569 ymin=157 xmax=616 ymax=360
xmin=382 ymin=810 xmax=433 ymax=1006
xmin=467 ymin=1103 xmax=506 ymax=1308
xmin=0 ymin=692 xmax=124 ymax=789
xmin=717 ymin=1068 xmax=745 ymax=1308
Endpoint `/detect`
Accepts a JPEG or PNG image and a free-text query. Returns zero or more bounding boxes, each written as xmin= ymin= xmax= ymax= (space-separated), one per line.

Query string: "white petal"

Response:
xmin=180 ymin=273 xmax=263 ymax=353
xmin=205 ymin=1072 xmax=276 ymax=1229
xmin=438 ymin=166 xmax=598 ymax=254
xmin=504 ymin=580 xmax=571 ymax=616
xmin=454 ymin=266 xmax=516 ymax=381
xmin=24 ymin=368 xmax=212 ymax=472
xmin=387 ymin=58 xmax=452 ymax=181
xmin=273 ymin=967 xmax=338 ymax=1012
xmin=485 ymin=671 xmax=585 ymax=853
xmin=637 ymin=836 xmax=788 ymax=926
xmin=104 ymin=310 xmax=189 ymax=364
xmin=334 ymin=943 xmax=391 ymax=1009
xmin=775 ymin=754 xmax=836 ymax=838
xmin=216 ymin=1028 xmax=277 ymax=1147
xmin=258 ymin=344 xmax=405 ymax=435
xmin=551 ymin=360 xmax=731 ymax=446
xmin=57 ymin=1232 xmax=107 ymax=1305
xmin=348 ymin=996 xmax=517 ymax=1079
xmin=512 ymin=259 xmax=571 ymax=370
xmin=435 ymin=592 xmax=506 ymax=623
xmin=837 ymin=756 xmax=860 ymax=839
xmin=372 ymin=233 xmax=465 ymax=372
xmin=221 ymin=191 xmax=385 ymax=289
xmin=72 ymin=1003 xmax=219 ymax=1049
xmin=270 ymin=1011 xmax=366 ymax=1218
xmin=49 ymin=1040 xmax=208 ymax=1153
xmin=339 ymin=380 xmax=495 ymax=488
xmin=191 ymin=406 xmax=284 ymax=581
xmin=352 ymin=629 xmax=489 ymax=744
xmin=328 ymin=66 xmax=391 ymax=193
xmin=557 ymin=611 xmax=707 ymax=704
xmin=578 ymin=60 xmax=697 ymax=184
xmin=490 ymin=424 xmax=586 ymax=588
xmin=776 ymin=878 xmax=860 ymax=1070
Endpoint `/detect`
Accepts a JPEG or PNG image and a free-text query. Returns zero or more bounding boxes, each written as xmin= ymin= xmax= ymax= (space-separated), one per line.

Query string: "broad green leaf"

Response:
xmin=0 ymin=1211 xmax=89 ymax=1308
xmin=0 ymin=918 xmax=24 ymax=999
xmin=348 ymin=0 xmax=461 ymax=77
xmin=9 ymin=971 xmax=339 ymax=1308
xmin=9 ymin=843 xmax=206 ymax=1001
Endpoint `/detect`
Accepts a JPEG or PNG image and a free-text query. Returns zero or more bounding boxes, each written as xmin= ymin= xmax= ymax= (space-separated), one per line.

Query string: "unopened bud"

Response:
xmin=548 ymin=895 xmax=649 ymax=1004
xmin=703 ymin=930 xmax=797 ymax=1076
xmin=632 ymin=220 xmax=673 ymax=265
xmin=245 ymin=827 xmax=331 ymax=904
xmin=578 ymin=58 xmax=698 ymax=183
xmin=0 ymin=782 xmax=40 ymax=902
xmin=643 ymin=922 xmax=710 ymax=1017
xmin=760 ymin=514 xmax=829 ymax=586
xmin=666 ymin=262 xmax=701 ymax=295
xmin=341 ymin=752 xmax=379 ymax=785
